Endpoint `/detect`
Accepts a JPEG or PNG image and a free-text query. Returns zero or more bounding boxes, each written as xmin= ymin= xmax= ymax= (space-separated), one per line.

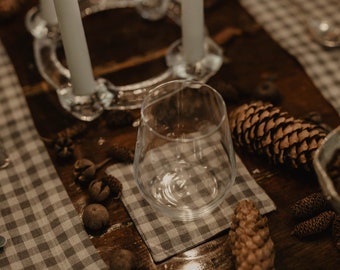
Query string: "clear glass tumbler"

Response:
xmin=134 ymin=80 xmax=236 ymax=221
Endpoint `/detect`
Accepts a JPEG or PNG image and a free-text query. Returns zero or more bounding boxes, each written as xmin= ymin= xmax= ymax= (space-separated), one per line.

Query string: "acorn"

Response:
xmin=73 ymin=158 xmax=112 ymax=186
xmin=88 ymin=179 xmax=111 ymax=202
xmin=73 ymin=159 xmax=97 ymax=185
xmin=82 ymin=204 xmax=110 ymax=231
xmin=109 ymin=249 xmax=136 ymax=270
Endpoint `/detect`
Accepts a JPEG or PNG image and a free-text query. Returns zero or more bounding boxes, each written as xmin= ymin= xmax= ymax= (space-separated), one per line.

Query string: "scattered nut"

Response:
xmin=88 ymin=179 xmax=111 ymax=202
xmin=109 ymin=249 xmax=136 ymax=270
xmin=82 ymin=204 xmax=109 ymax=231
xmin=73 ymin=159 xmax=96 ymax=186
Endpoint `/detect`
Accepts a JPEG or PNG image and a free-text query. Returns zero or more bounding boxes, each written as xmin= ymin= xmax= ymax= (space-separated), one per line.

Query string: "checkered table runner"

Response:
xmin=240 ymin=0 xmax=340 ymax=114
xmin=0 ymin=41 xmax=107 ymax=268
xmin=107 ymin=149 xmax=276 ymax=262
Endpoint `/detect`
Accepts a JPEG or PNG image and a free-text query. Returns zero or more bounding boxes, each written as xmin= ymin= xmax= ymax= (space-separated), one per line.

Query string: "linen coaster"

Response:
xmin=106 ymin=154 xmax=276 ymax=262
xmin=240 ymin=0 xmax=340 ymax=114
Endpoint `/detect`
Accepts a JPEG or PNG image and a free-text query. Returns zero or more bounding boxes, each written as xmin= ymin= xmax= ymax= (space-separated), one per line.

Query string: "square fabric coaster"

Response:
xmin=106 ymin=155 xmax=276 ymax=262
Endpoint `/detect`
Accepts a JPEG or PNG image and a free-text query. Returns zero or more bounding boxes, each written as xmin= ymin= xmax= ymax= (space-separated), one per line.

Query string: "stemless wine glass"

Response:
xmin=133 ymin=80 xmax=236 ymax=221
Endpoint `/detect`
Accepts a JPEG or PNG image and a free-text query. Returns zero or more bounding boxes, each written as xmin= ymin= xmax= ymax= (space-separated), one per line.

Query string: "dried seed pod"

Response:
xmin=109 ymin=249 xmax=137 ymax=270
xmin=54 ymin=135 xmax=74 ymax=159
xmin=290 ymin=192 xmax=329 ymax=220
xmin=106 ymin=110 xmax=135 ymax=128
xmin=42 ymin=123 xmax=88 ymax=159
xmin=88 ymin=179 xmax=111 ymax=202
xmin=332 ymin=215 xmax=340 ymax=251
xmin=107 ymin=145 xmax=134 ymax=163
xmin=73 ymin=159 xmax=96 ymax=185
xmin=291 ymin=211 xmax=336 ymax=238
xmin=73 ymin=157 xmax=112 ymax=186
xmin=82 ymin=203 xmax=109 ymax=231
xmin=105 ymin=175 xmax=123 ymax=199
xmin=229 ymin=200 xmax=275 ymax=270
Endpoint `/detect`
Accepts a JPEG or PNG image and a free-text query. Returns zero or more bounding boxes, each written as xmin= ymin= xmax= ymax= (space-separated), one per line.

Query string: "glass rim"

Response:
xmin=140 ymin=79 xmax=228 ymax=143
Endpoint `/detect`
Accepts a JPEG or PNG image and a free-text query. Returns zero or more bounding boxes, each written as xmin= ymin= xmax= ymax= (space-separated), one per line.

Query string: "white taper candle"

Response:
xmin=40 ymin=0 xmax=58 ymax=25
xmin=53 ymin=0 xmax=95 ymax=96
xmin=181 ymin=0 xmax=205 ymax=64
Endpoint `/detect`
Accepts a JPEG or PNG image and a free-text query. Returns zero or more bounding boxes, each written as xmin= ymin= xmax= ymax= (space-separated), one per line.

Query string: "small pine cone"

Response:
xmin=291 ymin=210 xmax=336 ymax=238
xmin=104 ymin=175 xmax=123 ymax=199
xmin=229 ymin=200 xmax=275 ymax=270
xmin=107 ymin=145 xmax=134 ymax=163
xmin=229 ymin=101 xmax=328 ymax=171
xmin=54 ymin=135 xmax=74 ymax=159
xmin=332 ymin=215 xmax=340 ymax=251
xmin=290 ymin=192 xmax=329 ymax=220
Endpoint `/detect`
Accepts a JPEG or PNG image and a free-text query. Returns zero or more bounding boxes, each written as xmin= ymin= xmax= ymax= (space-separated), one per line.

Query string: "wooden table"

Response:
xmin=0 ymin=0 xmax=339 ymax=269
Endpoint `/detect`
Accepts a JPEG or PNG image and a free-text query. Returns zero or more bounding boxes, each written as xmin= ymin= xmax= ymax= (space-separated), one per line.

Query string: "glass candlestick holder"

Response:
xmin=135 ymin=0 xmax=170 ymax=21
xmin=166 ymin=37 xmax=223 ymax=81
xmin=33 ymin=36 xmax=174 ymax=111
xmin=56 ymin=78 xmax=114 ymax=122
xmin=25 ymin=6 xmax=59 ymax=39
xmin=31 ymin=0 xmax=222 ymax=114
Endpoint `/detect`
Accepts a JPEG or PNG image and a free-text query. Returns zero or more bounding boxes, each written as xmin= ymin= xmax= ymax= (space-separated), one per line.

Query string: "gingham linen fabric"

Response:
xmin=0 ymin=41 xmax=107 ymax=268
xmin=240 ymin=0 xmax=340 ymax=114
xmin=107 ymin=150 xmax=276 ymax=262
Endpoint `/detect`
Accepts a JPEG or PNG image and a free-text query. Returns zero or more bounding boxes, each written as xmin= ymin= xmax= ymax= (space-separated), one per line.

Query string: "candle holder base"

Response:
xmin=166 ymin=37 xmax=223 ymax=81
xmin=25 ymin=6 xmax=59 ymax=39
xmin=135 ymin=0 xmax=170 ymax=21
xmin=56 ymin=78 xmax=114 ymax=122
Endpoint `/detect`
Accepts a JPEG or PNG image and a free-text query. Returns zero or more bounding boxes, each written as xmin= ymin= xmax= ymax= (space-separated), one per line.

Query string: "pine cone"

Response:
xmin=229 ymin=200 xmax=275 ymax=270
xmin=107 ymin=145 xmax=134 ymax=163
xmin=290 ymin=192 xmax=329 ymax=220
xmin=229 ymin=101 xmax=328 ymax=171
xmin=332 ymin=215 xmax=340 ymax=251
xmin=291 ymin=210 xmax=336 ymax=238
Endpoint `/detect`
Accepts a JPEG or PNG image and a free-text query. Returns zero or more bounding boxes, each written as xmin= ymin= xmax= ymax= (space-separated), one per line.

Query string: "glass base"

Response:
xmin=56 ymin=78 xmax=114 ymax=121
xmin=25 ymin=6 xmax=59 ymax=39
xmin=166 ymin=37 xmax=223 ymax=81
